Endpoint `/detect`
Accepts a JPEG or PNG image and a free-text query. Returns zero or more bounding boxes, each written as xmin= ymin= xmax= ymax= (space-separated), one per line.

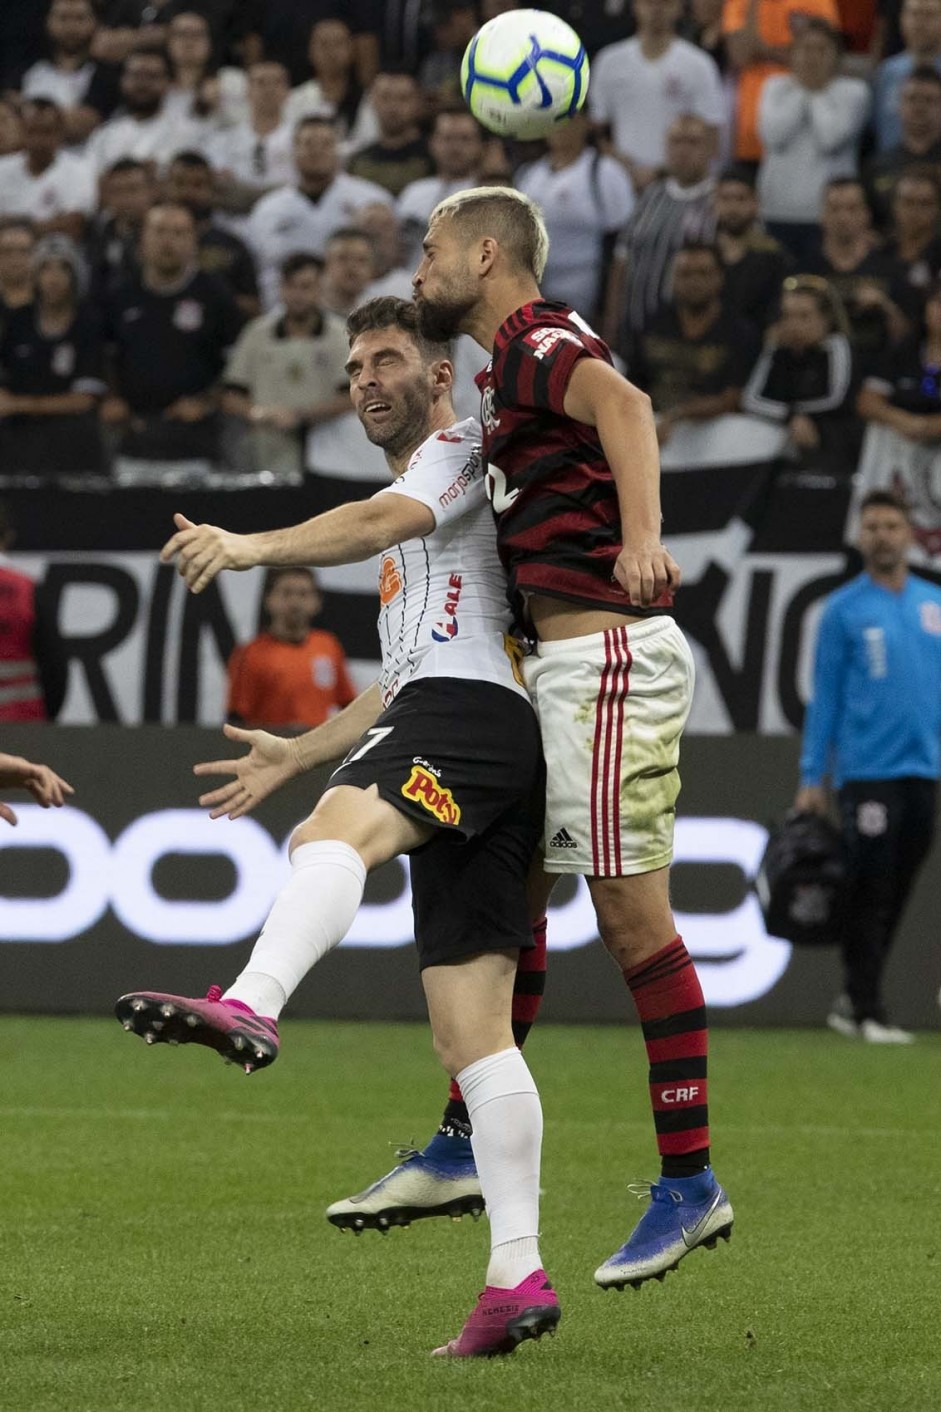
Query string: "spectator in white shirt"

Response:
xmin=320 ymin=227 xmax=377 ymax=319
xmin=85 ymin=46 xmax=206 ymax=177
xmin=0 ymin=100 xmax=96 ymax=243
xmin=246 ymin=116 xmax=392 ymax=309
xmin=590 ymin=0 xmax=726 ymax=192
xmin=20 ymin=0 xmax=100 ymax=147
xmin=517 ymin=111 xmax=634 ymax=320
xmin=397 ymin=108 xmax=484 ymax=265
xmin=285 ymin=18 xmax=376 ymax=153
xmin=209 ymin=62 xmax=294 ymax=223
xmin=758 ymin=19 xmax=870 ymax=263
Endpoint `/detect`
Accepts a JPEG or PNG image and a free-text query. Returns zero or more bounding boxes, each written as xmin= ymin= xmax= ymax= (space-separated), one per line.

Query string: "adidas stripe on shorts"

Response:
xmin=521 ymin=617 xmax=694 ymax=877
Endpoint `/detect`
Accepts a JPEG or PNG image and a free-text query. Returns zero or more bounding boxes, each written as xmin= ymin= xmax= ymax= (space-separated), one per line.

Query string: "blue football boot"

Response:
xmin=595 ymin=1169 xmax=733 ymax=1289
xmin=326 ymin=1128 xmax=483 ymax=1234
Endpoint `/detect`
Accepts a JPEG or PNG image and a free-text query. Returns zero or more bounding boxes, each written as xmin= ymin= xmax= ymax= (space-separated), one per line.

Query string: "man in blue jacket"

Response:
xmin=796 ymin=489 xmax=941 ymax=1043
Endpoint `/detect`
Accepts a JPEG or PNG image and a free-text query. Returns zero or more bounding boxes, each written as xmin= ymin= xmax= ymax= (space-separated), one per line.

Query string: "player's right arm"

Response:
xmin=161 ymin=494 xmax=436 ymax=595
xmin=194 ymin=682 xmax=383 ymax=820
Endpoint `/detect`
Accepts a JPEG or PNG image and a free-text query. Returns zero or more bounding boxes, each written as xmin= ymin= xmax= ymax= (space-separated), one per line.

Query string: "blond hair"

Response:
xmin=429 ymin=186 xmax=549 ymax=282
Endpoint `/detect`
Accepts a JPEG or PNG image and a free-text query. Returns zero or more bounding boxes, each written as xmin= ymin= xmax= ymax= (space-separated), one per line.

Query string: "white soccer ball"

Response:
xmin=461 ymin=9 xmax=590 ymax=142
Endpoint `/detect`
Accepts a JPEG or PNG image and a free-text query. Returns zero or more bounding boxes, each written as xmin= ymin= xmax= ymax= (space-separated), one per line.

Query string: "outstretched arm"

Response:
xmin=563 ymin=357 xmax=680 ymax=606
xmin=161 ymin=493 xmax=436 ymax=594
xmin=195 ymin=683 xmax=383 ymax=819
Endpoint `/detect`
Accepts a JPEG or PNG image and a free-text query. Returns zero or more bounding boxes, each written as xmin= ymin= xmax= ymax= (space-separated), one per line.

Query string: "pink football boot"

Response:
xmin=115 ymin=985 xmax=279 ymax=1073
xmin=433 ymin=1269 xmax=560 ymax=1358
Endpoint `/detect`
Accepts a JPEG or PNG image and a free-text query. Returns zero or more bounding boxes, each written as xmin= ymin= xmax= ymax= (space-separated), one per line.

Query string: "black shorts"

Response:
xmin=329 ymin=677 xmax=544 ymax=968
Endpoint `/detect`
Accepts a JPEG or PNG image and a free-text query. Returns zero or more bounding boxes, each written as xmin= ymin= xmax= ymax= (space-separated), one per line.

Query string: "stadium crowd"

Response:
xmin=0 ymin=0 xmax=933 ymax=498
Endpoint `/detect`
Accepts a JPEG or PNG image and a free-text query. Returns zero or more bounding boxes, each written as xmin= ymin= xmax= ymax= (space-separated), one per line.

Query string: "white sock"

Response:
xmin=457 ymin=1046 xmax=543 ymax=1288
xmin=223 ymin=840 xmax=366 ymax=1018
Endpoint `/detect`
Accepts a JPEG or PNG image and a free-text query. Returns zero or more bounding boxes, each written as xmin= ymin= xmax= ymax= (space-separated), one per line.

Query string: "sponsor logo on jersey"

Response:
xmin=921 ymin=600 xmax=941 ymax=635
xmin=524 ymin=326 xmax=581 ymax=361
xmin=378 ymin=556 xmax=403 ymax=606
xmin=431 ymin=573 xmax=462 ymax=642
xmin=437 ymin=431 xmax=465 ymax=444
xmin=401 ymin=764 xmax=461 ymax=826
xmin=438 ymin=458 xmax=479 ymax=509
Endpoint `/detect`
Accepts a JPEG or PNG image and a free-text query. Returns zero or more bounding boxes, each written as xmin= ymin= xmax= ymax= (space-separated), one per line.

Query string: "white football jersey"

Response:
xmin=374 ymin=417 xmax=527 ymax=707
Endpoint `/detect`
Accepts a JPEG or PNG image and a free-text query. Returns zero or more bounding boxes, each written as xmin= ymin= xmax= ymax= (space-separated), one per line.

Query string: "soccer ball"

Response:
xmin=461 ymin=9 xmax=589 ymax=142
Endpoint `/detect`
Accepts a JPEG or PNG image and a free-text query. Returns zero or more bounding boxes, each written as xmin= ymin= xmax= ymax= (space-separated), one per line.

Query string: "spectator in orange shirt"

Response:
xmin=226 ymin=566 xmax=357 ymax=730
xmin=723 ymin=0 xmax=840 ymax=162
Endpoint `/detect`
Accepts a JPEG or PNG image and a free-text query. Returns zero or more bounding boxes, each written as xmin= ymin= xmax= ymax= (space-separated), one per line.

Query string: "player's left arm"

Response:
xmin=160 ymin=494 xmax=436 ymax=594
xmin=562 ymin=357 xmax=680 ymax=606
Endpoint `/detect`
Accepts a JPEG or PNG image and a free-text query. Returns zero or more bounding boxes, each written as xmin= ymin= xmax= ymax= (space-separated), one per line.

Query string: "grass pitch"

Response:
xmin=3 ymin=1017 xmax=940 ymax=1412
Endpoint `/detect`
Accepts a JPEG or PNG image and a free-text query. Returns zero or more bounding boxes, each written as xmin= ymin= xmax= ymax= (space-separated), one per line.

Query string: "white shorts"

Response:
xmin=521 ymin=617 xmax=694 ymax=877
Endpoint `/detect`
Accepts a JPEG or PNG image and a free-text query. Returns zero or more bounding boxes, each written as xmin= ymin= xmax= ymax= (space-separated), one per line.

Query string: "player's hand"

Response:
xmin=193 ymin=723 xmax=303 ymax=819
xmin=160 ymin=512 xmax=256 ymax=593
xmin=614 ymin=540 xmax=681 ymax=606
xmin=0 ymin=754 xmax=75 ymax=824
xmin=794 ymin=785 xmax=828 ymax=816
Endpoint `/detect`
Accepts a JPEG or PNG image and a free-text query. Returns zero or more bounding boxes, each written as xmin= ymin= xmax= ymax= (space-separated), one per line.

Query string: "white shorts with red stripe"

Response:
xmin=521 ymin=617 xmax=694 ymax=877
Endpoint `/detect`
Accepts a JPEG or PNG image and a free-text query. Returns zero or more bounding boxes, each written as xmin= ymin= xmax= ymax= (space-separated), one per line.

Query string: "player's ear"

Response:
xmin=478 ymin=236 xmax=498 ymax=275
xmin=431 ymin=357 xmax=454 ymax=397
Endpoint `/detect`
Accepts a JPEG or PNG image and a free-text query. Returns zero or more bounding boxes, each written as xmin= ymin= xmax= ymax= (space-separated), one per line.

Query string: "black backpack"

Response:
xmin=755 ymin=811 xmax=846 ymax=947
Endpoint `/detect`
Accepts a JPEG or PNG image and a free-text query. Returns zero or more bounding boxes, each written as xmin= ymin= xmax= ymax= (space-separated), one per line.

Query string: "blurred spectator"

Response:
xmin=359 ymin=203 xmax=413 ymax=298
xmin=103 ymin=201 xmax=243 ymax=483
xmin=743 ymin=274 xmax=859 ymax=471
xmin=397 ymin=108 xmax=484 ymax=265
xmin=418 ymin=1 xmax=479 ymax=108
xmin=347 ymin=70 xmax=433 ymax=197
xmin=223 ymin=252 xmax=349 ymax=482
xmin=0 ymin=99 xmax=23 ymax=158
xmin=0 ymin=235 xmax=105 ymax=478
xmin=163 ymin=10 xmax=221 ymax=128
xmin=714 ymin=166 xmax=792 ymax=331
xmin=805 ymin=179 xmax=911 ymax=372
xmin=285 ymin=19 xmax=376 ymax=149
xmin=166 ymin=149 xmax=260 ymax=317
xmin=627 ymin=241 xmax=760 ymax=444
xmin=603 ymin=114 xmax=717 ymax=350
xmin=85 ymin=47 xmax=206 ymax=176
xmin=0 ymin=220 xmax=37 ymax=321
xmin=0 ymin=99 xmax=95 ymax=242
xmin=209 ymin=62 xmax=294 ymax=221
xmin=865 ymin=66 xmax=941 ymax=227
xmin=20 ymin=0 xmax=102 ymax=146
xmin=92 ymin=1 xmax=254 ymax=68
xmin=86 ymin=157 xmax=153 ymax=297
xmin=873 ymin=0 xmax=941 ymax=151
xmin=590 ymin=0 xmax=725 ymax=193
xmin=320 ymin=227 xmax=376 ymax=317
xmin=685 ymin=0 xmax=730 ymax=72
xmin=0 ymin=502 xmax=67 ymax=721
xmin=885 ymin=167 xmax=941 ymax=314
xmin=246 ymin=116 xmax=391 ymax=309
xmin=757 ymin=21 xmax=869 ymax=263
xmin=722 ymin=0 xmax=839 ymax=162
xmin=516 ymin=111 xmax=634 ymax=320
xmin=226 ymin=566 xmax=357 ymax=729
xmin=858 ymin=278 xmax=941 ymax=439
xmin=248 ymin=4 xmax=378 ymax=88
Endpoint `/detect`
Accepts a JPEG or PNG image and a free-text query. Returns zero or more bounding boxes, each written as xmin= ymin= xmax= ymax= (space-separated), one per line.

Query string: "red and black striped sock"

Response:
xmin=623 ymin=935 xmax=710 ymax=1179
xmin=440 ymin=916 xmax=548 ymax=1134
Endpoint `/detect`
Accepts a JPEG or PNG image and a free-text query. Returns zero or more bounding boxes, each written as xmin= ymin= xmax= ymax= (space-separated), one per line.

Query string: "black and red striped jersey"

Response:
xmin=474 ymin=299 xmax=673 ymax=623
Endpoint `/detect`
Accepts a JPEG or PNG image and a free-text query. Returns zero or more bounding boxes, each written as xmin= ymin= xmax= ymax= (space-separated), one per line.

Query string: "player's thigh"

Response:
xmin=523 ymin=617 xmax=694 ymax=879
xmin=293 ymin=783 xmax=431 ymax=870
xmin=422 ymin=949 xmax=519 ymax=1076
xmin=588 ymin=866 xmax=677 ymax=970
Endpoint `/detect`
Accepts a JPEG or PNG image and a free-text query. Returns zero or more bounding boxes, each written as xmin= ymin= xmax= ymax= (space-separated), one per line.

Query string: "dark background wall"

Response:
xmin=1 ymin=727 xmax=938 ymax=1030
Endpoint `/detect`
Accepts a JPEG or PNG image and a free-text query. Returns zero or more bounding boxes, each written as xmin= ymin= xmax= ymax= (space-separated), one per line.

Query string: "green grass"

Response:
xmin=2 ymin=1018 xmax=940 ymax=1412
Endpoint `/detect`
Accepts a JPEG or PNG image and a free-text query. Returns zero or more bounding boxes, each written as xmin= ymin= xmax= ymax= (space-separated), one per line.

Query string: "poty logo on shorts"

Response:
xmin=431 ymin=572 xmax=462 ymax=642
xmin=401 ymin=765 xmax=461 ymax=826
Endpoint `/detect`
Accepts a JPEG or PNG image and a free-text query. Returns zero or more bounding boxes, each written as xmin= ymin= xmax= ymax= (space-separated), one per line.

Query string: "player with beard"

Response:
xmin=114 ymin=296 xmax=560 ymax=1359
xmin=408 ymin=186 xmax=733 ymax=1294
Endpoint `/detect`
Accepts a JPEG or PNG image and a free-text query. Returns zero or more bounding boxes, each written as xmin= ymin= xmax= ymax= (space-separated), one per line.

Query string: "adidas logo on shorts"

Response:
xmin=548 ymin=828 xmax=578 ymax=849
